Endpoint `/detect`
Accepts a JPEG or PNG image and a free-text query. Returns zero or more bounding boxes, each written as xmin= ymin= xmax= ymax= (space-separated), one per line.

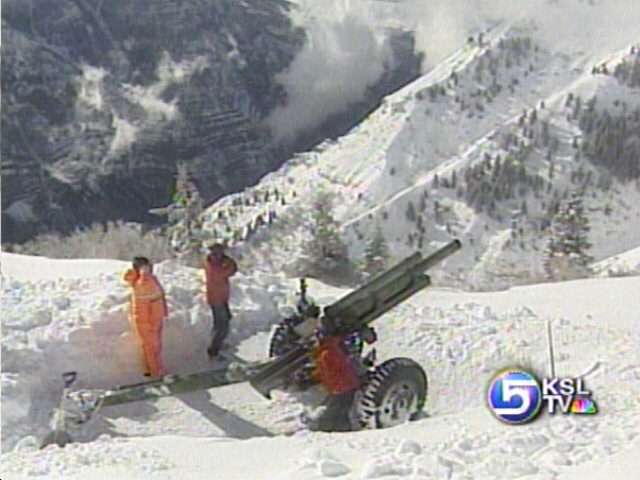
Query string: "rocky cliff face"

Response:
xmin=1 ymin=0 xmax=423 ymax=243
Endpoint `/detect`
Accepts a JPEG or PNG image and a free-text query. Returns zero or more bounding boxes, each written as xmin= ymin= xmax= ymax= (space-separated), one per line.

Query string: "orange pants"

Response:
xmin=135 ymin=320 xmax=164 ymax=377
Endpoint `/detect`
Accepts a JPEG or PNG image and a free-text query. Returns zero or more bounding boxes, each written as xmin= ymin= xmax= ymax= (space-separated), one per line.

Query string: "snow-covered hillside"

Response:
xmin=593 ymin=246 xmax=640 ymax=277
xmin=2 ymin=252 xmax=639 ymax=479
xmin=3 ymin=2 xmax=640 ymax=479
xmin=196 ymin=0 xmax=640 ymax=290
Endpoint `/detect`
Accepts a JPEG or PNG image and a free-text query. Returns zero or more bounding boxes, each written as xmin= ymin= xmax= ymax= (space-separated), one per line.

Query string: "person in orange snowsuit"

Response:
xmin=122 ymin=257 xmax=168 ymax=378
xmin=203 ymin=243 xmax=238 ymax=358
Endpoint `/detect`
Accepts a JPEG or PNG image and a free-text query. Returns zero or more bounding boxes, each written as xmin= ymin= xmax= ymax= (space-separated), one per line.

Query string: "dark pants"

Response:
xmin=208 ymin=303 xmax=232 ymax=356
xmin=312 ymin=389 xmax=356 ymax=432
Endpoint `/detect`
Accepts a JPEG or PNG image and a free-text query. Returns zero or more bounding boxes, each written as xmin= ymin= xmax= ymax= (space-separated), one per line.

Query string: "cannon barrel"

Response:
xmin=409 ymin=238 xmax=462 ymax=274
xmin=323 ymin=239 xmax=462 ymax=330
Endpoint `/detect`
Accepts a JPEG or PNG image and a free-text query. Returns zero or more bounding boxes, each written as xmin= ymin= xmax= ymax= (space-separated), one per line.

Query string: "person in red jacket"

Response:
xmin=203 ymin=243 xmax=238 ymax=358
xmin=313 ymin=335 xmax=360 ymax=395
xmin=309 ymin=334 xmax=361 ymax=431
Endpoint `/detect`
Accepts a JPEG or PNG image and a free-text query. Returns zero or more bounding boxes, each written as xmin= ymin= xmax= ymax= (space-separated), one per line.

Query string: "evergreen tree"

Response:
xmin=301 ymin=191 xmax=352 ymax=282
xmin=420 ymin=195 xmax=427 ymax=212
xmin=406 ymin=201 xmax=417 ymax=222
xmin=544 ymin=191 xmax=593 ymax=280
xmin=167 ymin=163 xmax=205 ymax=260
xmin=360 ymin=224 xmax=390 ymax=280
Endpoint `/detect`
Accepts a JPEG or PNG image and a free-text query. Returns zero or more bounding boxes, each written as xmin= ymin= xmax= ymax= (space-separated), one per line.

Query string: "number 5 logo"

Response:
xmin=487 ymin=369 xmax=542 ymax=424
xmin=493 ymin=379 xmax=537 ymax=415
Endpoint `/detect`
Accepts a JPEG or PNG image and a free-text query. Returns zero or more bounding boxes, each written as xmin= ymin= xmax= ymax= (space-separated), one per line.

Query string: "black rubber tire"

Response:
xmin=353 ymin=358 xmax=427 ymax=429
xmin=268 ymin=316 xmax=316 ymax=390
xmin=268 ymin=316 xmax=304 ymax=358
xmin=40 ymin=429 xmax=73 ymax=449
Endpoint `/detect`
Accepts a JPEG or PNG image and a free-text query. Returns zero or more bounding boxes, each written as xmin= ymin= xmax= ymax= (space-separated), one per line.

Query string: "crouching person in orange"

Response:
xmin=122 ymin=257 xmax=167 ymax=378
xmin=309 ymin=334 xmax=362 ymax=432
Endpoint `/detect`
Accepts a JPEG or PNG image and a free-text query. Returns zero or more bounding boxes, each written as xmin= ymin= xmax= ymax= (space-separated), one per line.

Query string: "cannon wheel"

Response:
xmin=268 ymin=316 xmax=305 ymax=358
xmin=353 ymin=358 xmax=427 ymax=429
xmin=267 ymin=316 xmax=315 ymax=389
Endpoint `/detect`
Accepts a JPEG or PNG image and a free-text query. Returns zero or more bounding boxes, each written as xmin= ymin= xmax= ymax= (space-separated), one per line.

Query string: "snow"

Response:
xmin=557 ymin=443 xmax=640 ymax=480
xmin=1 ymin=252 xmax=129 ymax=281
xmin=4 ymin=1 xmax=640 ymax=478
xmin=2 ymin=252 xmax=639 ymax=479
xmin=592 ymin=246 xmax=640 ymax=277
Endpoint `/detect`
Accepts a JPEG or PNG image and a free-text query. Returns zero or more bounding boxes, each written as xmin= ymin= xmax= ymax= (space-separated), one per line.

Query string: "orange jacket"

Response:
xmin=312 ymin=335 xmax=359 ymax=395
xmin=203 ymin=254 xmax=237 ymax=306
xmin=122 ymin=269 xmax=168 ymax=325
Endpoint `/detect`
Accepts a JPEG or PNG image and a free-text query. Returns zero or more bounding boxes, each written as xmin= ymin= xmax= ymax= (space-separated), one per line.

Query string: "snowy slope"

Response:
xmin=2 ymin=253 xmax=640 ymax=479
xmin=592 ymin=245 xmax=640 ymax=277
xmin=3 ymin=2 xmax=640 ymax=478
xmin=197 ymin=0 xmax=640 ymax=290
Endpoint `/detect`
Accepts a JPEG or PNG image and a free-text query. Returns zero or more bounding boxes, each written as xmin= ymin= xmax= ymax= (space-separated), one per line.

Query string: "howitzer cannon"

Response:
xmin=250 ymin=239 xmax=462 ymax=428
xmin=40 ymin=240 xmax=461 ymax=448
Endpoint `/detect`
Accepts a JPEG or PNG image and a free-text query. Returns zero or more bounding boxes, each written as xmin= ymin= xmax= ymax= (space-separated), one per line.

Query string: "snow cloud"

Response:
xmin=269 ymin=0 xmax=640 ymax=141
xmin=267 ymin=0 xmax=525 ymax=141
xmin=267 ymin=8 xmax=389 ymax=141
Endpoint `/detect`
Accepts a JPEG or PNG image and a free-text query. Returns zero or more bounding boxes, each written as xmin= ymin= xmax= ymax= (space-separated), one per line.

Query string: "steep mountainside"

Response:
xmin=195 ymin=1 xmax=640 ymax=290
xmin=1 ymin=0 xmax=304 ymax=242
xmin=1 ymin=0 xmax=424 ymax=243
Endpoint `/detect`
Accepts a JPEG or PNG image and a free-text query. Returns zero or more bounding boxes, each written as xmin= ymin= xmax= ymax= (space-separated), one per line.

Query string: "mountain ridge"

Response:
xmin=196 ymin=7 xmax=640 ymax=290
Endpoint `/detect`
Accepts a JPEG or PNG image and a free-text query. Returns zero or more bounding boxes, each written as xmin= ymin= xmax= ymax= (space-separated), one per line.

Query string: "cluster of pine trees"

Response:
xmin=403 ymin=190 xmax=433 ymax=248
xmin=422 ymin=34 xmax=540 ymax=118
xmin=438 ymin=151 xmax=546 ymax=220
xmin=162 ymin=166 xmax=291 ymax=265
xmin=210 ymin=185 xmax=287 ymax=245
xmin=360 ymin=225 xmax=390 ymax=281
xmin=613 ymin=48 xmax=640 ymax=88
xmin=543 ymin=190 xmax=593 ymax=280
xmin=295 ymin=192 xmax=354 ymax=285
xmin=576 ymin=96 xmax=640 ymax=181
xmin=295 ymin=192 xmax=394 ymax=284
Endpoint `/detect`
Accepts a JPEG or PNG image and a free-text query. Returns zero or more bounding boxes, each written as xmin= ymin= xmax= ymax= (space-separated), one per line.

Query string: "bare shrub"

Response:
xmin=11 ymin=221 xmax=173 ymax=262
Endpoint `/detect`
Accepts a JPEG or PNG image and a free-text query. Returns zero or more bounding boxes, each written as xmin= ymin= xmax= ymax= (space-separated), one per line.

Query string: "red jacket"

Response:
xmin=203 ymin=254 xmax=238 ymax=306
xmin=312 ymin=335 xmax=359 ymax=395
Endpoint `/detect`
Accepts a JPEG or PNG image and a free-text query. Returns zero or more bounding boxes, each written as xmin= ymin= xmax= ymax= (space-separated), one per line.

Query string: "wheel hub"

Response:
xmin=378 ymin=381 xmax=418 ymax=427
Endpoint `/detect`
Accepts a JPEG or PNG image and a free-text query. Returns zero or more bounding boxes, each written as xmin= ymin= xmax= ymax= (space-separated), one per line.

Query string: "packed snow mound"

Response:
xmin=0 ymin=252 xmax=129 ymax=281
xmin=1 ymin=253 xmax=640 ymax=479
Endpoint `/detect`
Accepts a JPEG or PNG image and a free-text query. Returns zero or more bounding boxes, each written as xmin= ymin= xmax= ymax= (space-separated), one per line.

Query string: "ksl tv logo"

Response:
xmin=487 ymin=369 xmax=598 ymax=424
